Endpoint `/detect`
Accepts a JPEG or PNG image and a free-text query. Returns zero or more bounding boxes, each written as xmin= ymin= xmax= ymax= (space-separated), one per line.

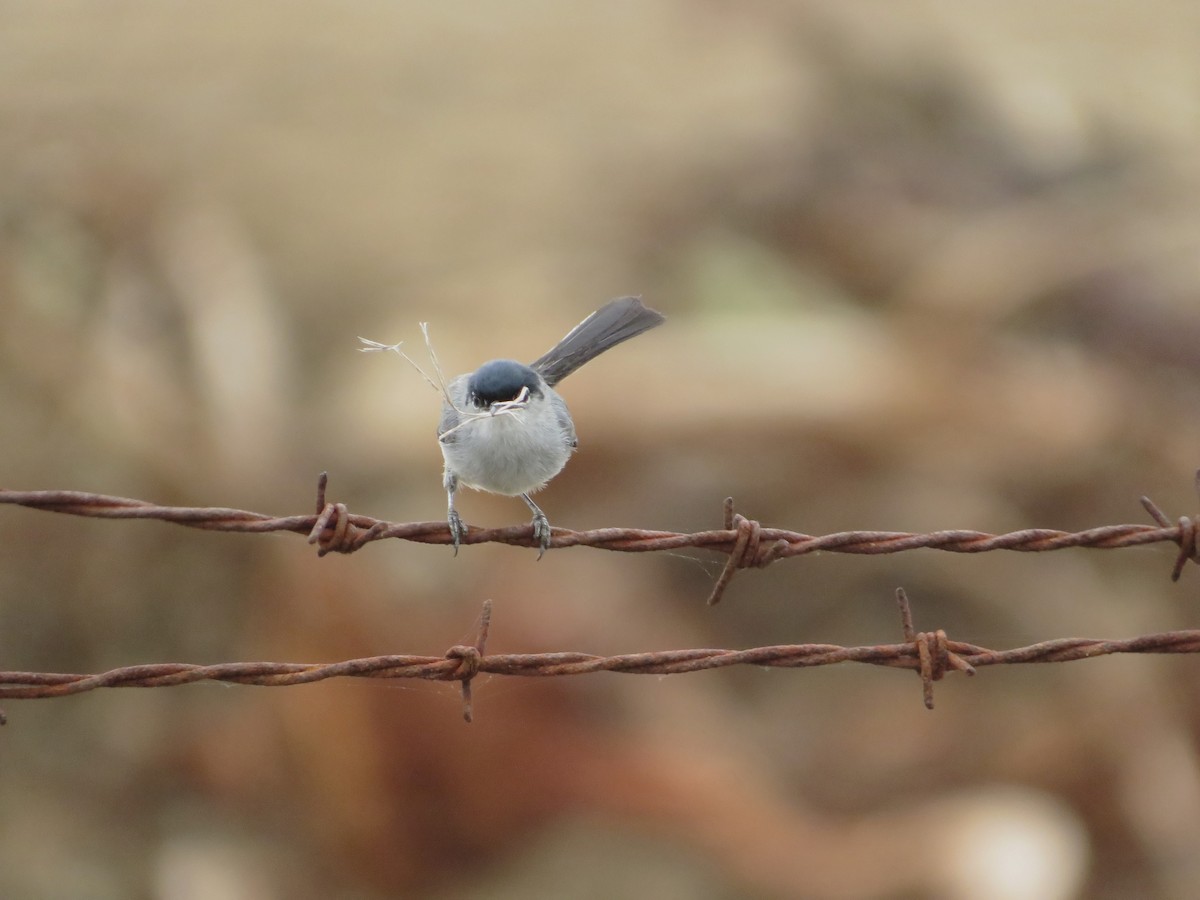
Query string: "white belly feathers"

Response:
xmin=440 ymin=411 xmax=574 ymax=496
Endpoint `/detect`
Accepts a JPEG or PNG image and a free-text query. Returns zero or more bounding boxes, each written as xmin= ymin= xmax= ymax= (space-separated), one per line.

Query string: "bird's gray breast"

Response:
xmin=439 ymin=386 xmax=576 ymax=496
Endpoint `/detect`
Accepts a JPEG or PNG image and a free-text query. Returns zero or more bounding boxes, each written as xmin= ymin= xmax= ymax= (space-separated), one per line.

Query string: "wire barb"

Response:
xmin=307 ymin=472 xmax=390 ymax=556
xmin=443 ymin=600 xmax=492 ymax=723
xmin=1138 ymin=468 xmax=1200 ymax=581
xmin=707 ymin=498 xmax=787 ymax=605
xmin=896 ymin=588 xmax=976 ymax=710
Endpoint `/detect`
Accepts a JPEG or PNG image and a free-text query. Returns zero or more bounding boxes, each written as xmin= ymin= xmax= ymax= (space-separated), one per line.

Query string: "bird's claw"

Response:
xmin=448 ymin=509 xmax=465 ymax=556
xmin=449 ymin=507 xmax=551 ymax=559
xmin=531 ymin=511 xmax=552 ymax=560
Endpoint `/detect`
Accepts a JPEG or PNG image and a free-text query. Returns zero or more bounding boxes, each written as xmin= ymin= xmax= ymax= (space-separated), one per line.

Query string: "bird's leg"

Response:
xmin=444 ymin=470 xmax=465 ymax=555
xmin=520 ymin=492 xmax=552 ymax=559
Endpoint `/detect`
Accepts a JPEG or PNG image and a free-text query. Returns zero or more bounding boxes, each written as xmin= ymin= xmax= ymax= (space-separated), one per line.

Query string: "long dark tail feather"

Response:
xmin=531 ymin=297 xmax=666 ymax=386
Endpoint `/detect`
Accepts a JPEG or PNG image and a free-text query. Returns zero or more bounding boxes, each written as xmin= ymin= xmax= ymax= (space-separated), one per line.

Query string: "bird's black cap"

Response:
xmin=467 ymin=359 xmax=543 ymax=407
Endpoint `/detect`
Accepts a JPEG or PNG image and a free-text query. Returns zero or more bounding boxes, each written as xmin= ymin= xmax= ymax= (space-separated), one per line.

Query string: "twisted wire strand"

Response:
xmin=1 ymin=474 xmax=1196 ymax=582
xmin=2 ymin=594 xmax=1199 ymax=722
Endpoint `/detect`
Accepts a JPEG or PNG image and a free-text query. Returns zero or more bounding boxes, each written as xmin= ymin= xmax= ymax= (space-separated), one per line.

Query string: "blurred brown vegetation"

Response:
xmin=3 ymin=2 xmax=1200 ymax=898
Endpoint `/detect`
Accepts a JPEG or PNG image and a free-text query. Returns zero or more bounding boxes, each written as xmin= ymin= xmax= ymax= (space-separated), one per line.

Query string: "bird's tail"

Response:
xmin=530 ymin=296 xmax=665 ymax=386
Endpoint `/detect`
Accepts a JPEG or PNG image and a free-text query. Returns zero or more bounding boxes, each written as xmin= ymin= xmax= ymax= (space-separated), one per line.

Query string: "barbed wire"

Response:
xmin=2 ymin=592 xmax=1199 ymax=725
xmin=1 ymin=471 xmax=1198 ymax=606
xmin=3 ymin=473 xmax=1200 ymax=724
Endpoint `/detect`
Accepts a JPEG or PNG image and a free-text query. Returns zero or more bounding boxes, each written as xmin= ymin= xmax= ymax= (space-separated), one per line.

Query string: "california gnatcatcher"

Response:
xmin=438 ymin=296 xmax=665 ymax=557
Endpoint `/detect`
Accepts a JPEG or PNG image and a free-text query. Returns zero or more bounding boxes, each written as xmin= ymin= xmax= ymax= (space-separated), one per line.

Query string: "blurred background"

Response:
xmin=3 ymin=2 xmax=1200 ymax=898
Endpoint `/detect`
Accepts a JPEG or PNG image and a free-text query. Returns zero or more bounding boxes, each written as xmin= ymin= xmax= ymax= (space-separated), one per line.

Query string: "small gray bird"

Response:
xmin=438 ymin=297 xmax=665 ymax=556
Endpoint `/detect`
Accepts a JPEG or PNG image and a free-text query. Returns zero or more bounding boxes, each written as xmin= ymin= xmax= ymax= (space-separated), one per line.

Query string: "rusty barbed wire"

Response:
xmin=3 ymin=474 xmax=1199 ymax=723
xmin=2 ymin=471 xmax=1198 ymax=604
xmin=2 ymin=592 xmax=1200 ymax=724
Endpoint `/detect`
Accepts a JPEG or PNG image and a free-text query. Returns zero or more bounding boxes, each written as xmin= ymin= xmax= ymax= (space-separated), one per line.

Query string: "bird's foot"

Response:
xmin=531 ymin=510 xmax=552 ymax=560
xmin=448 ymin=509 xmax=466 ymax=556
